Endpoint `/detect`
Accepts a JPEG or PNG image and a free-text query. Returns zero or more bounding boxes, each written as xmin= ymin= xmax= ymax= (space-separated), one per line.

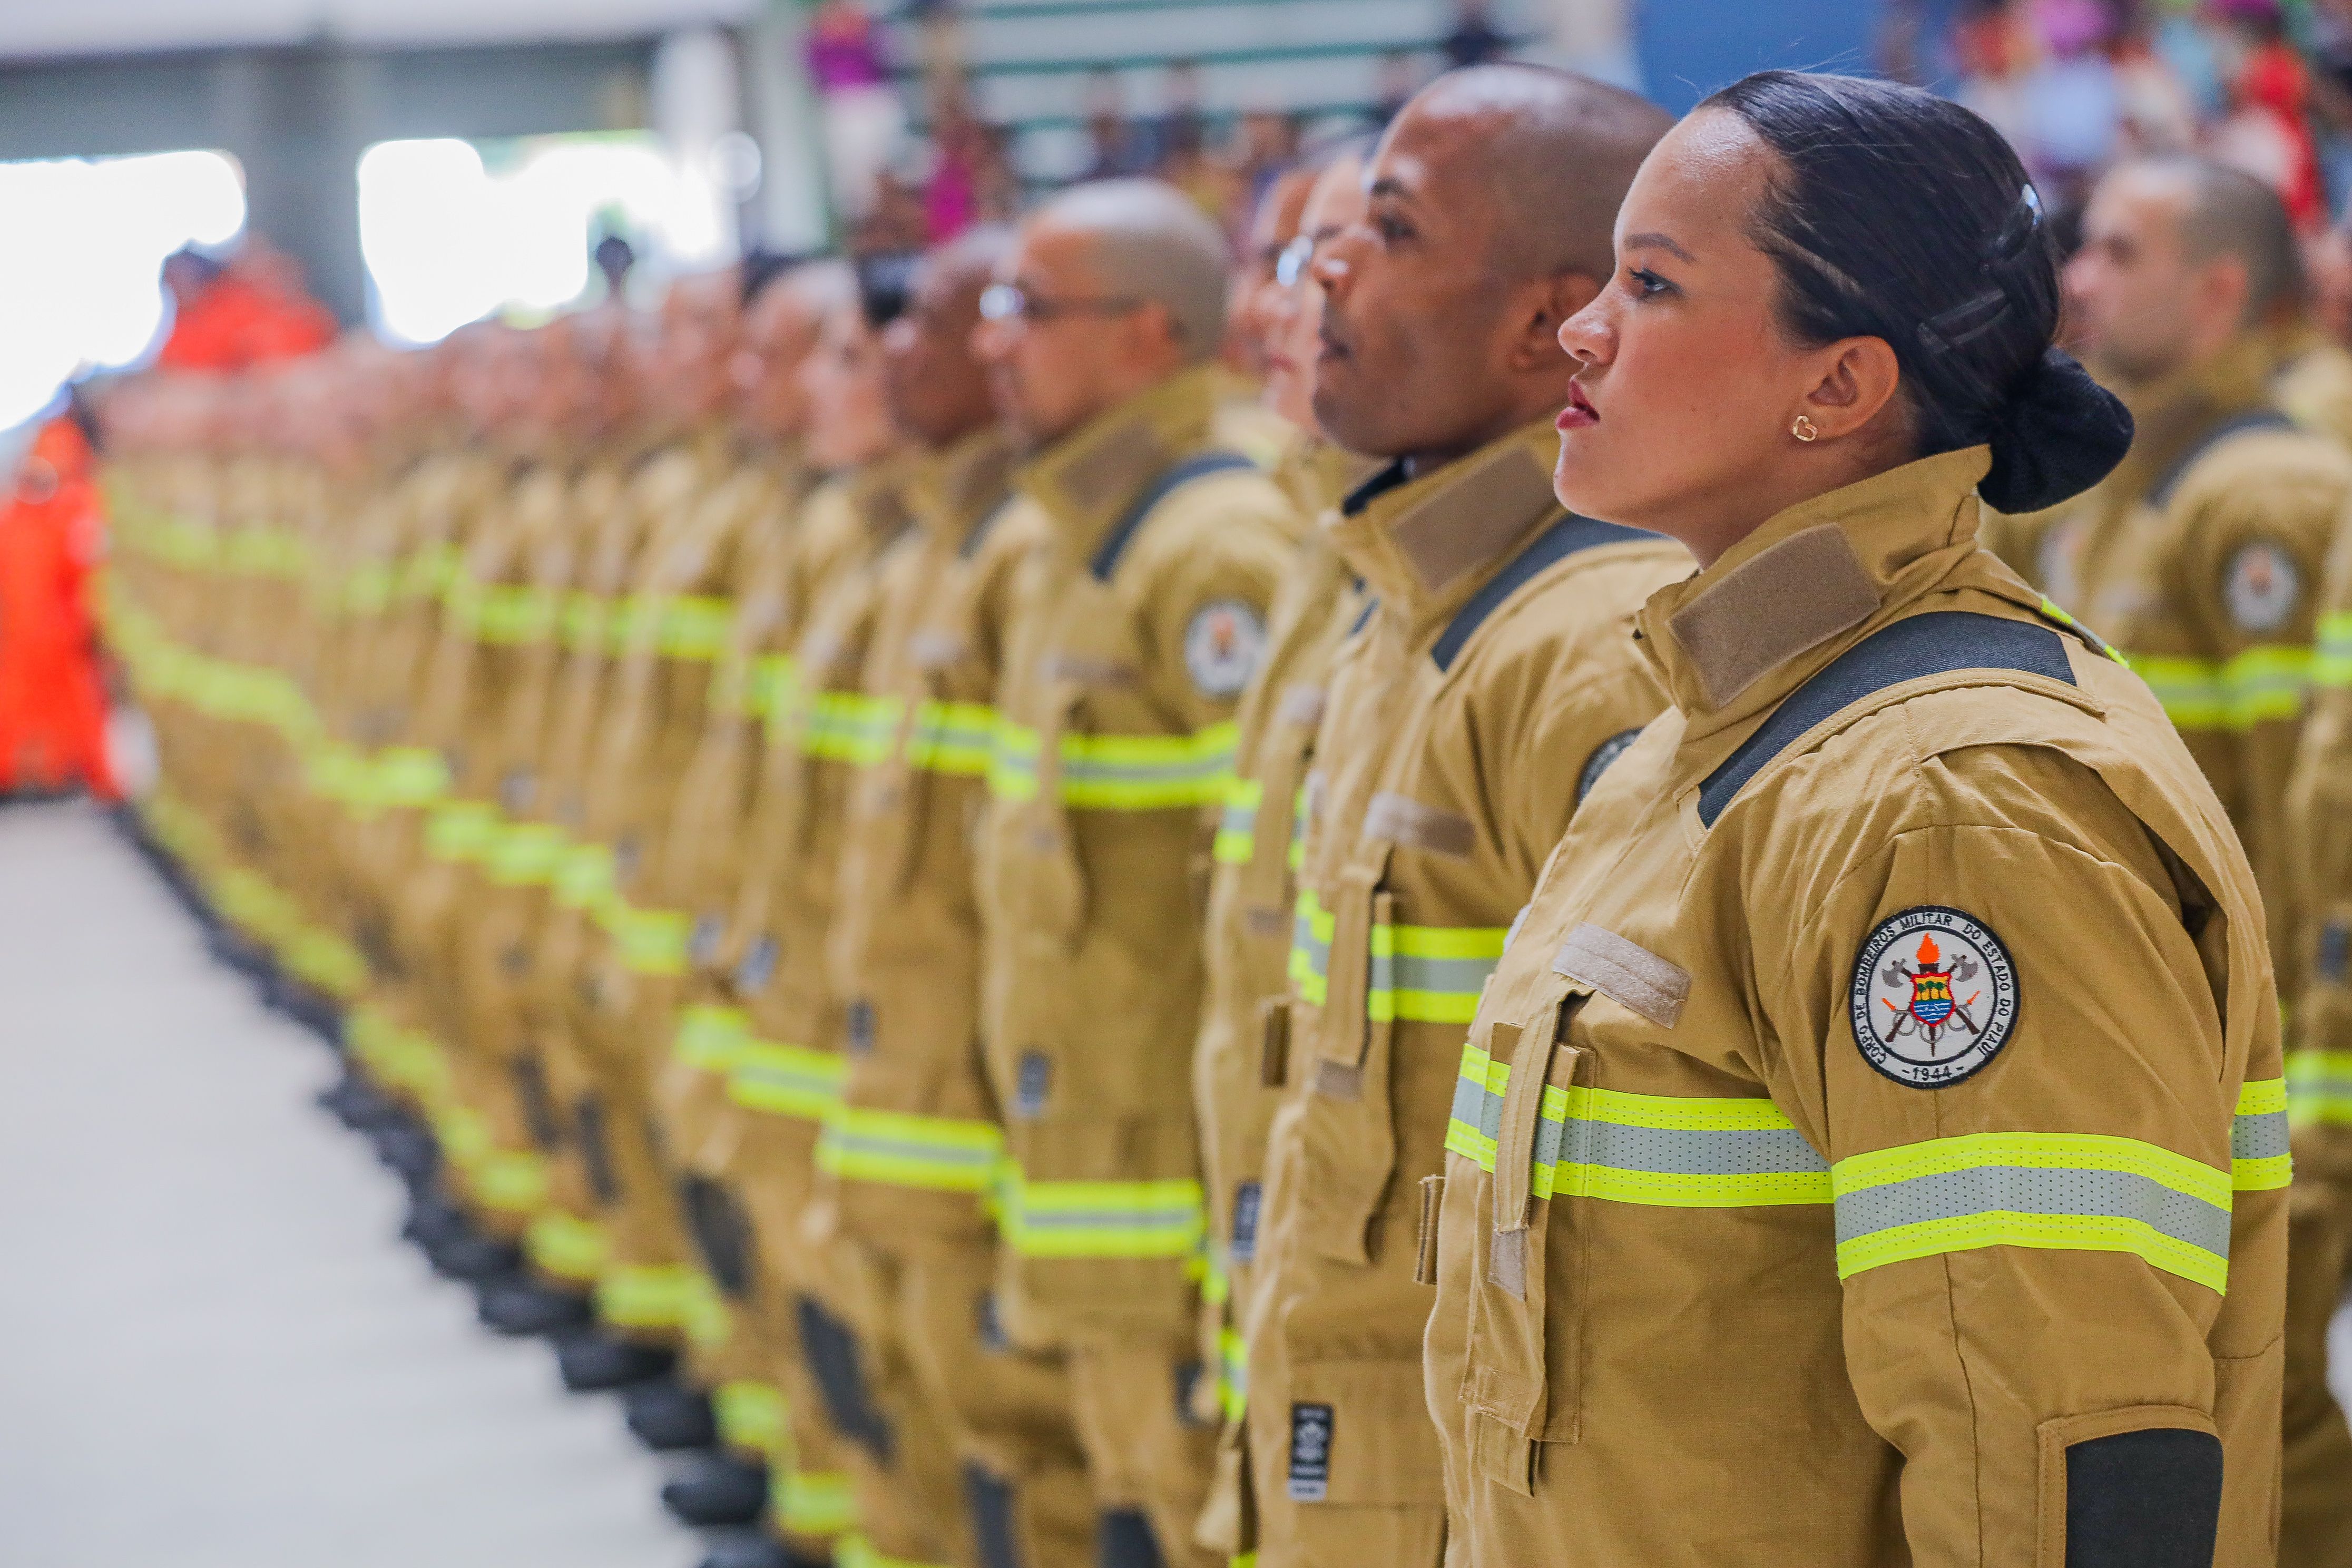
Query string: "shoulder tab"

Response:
xmin=1430 ymin=513 xmax=1657 ymax=673
xmin=1696 ymin=611 xmax=2076 ymax=828
xmin=961 ymin=495 xmax=1019 ymax=561
xmin=1089 ymin=451 xmax=1258 ymax=582
xmin=2148 ymin=407 xmax=2296 ymax=511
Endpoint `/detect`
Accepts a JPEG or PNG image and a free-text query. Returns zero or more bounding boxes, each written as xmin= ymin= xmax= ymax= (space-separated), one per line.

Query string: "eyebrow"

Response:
xmin=1368 ymin=176 xmax=1412 ymax=202
xmin=1624 ymin=231 xmax=1696 ymax=263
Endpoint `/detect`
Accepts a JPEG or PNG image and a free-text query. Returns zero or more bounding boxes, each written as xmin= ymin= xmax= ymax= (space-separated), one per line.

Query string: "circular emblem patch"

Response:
xmin=1576 ymin=726 xmax=1644 ymax=804
xmin=2224 ymin=540 xmax=2300 ymax=633
xmin=1183 ymin=598 xmax=1267 ymax=699
xmin=1848 ymin=905 xmax=2020 ymax=1089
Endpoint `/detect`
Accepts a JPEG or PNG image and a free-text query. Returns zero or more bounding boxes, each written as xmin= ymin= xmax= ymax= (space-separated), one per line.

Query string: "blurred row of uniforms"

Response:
xmin=1986 ymin=323 xmax=2352 ymax=1565
xmin=87 ymin=301 xmax=2352 ymax=1568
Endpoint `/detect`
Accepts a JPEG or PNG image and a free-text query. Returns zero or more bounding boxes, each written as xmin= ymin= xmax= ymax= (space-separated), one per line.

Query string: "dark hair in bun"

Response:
xmin=1699 ymin=70 xmax=2132 ymax=513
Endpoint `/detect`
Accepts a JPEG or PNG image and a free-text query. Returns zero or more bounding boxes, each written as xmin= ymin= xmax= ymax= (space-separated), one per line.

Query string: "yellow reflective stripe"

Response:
xmin=714 ymin=1378 xmax=785 ymax=1458
xmin=838 ymin=1532 xmax=954 ymax=1568
xmin=1832 ymin=1131 xmax=2232 ymax=1292
xmin=526 ymin=1210 xmax=610 ymax=1282
xmin=673 ymin=1005 xmax=752 ymax=1074
xmin=1446 ymin=1040 xmax=1832 ymax=1207
xmin=471 ymin=1146 xmax=550 ymax=1213
xmin=561 ymin=591 xmax=607 ymax=650
xmin=596 ymin=1262 xmax=695 ymax=1329
xmin=283 ymin=926 xmax=369 ymax=998
xmin=553 ymin=842 xmax=616 ymax=910
xmin=612 ymin=904 xmax=691 ymax=975
xmin=425 ymin=800 xmax=501 ymax=863
xmin=1218 ymin=1323 xmax=1247 ymax=1422
xmin=485 ymin=821 xmax=566 ymax=886
xmin=2290 ymin=1051 xmax=2352 ymax=1129
xmin=2035 ymin=596 xmax=2127 ymax=662
xmin=399 ymin=542 xmax=461 ymax=600
xmin=1214 ymin=777 xmax=1263 ymax=865
xmin=658 ymin=594 xmax=734 ymax=660
xmin=1289 ymin=887 xmax=1332 ymax=1004
xmin=2317 ymin=611 xmax=2352 ymax=689
xmin=373 ymin=747 xmax=450 ymax=809
xmin=2235 ymin=1075 xmax=2292 ymax=1190
xmin=681 ymin=1270 xmax=732 ymax=1353
xmin=468 ymin=583 xmax=562 ymax=645
xmin=728 ymin=1040 xmax=847 ymax=1120
xmin=342 ymin=562 xmax=395 ymax=615
xmin=996 ymin=1167 xmax=1207 ymax=1259
xmin=817 ymin=1105 xmax=1005 ymax=1192
xmin=1367 ymin=920 xmax=1507 ymax=1025
xmin=606 ymin=593 xmax=651 ymax=653
xmin=906 ymin=698 xmax=996 ymax=776
xmin=745 ymin=653 xmax=797 ymax=719
xmin=988 ymin=718 xmax=1239 ymax=809
xmin=801 ymin=692 xmax=906 ymax=766
xmin=2128 ymin=645 xmax=2312 ymax=730
xmin=775 ymin=1468 xmax=857 ymax=1537
xmin=223 ymin=527 xmax=312 ymax=579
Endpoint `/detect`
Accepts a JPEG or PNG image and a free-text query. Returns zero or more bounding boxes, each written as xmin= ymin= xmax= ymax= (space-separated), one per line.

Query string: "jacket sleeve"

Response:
xmin=2287 ymin=517 xmax=2352 ymax=1109
xmin=1758 ymin=740 xmax=2249 ymax=1567
xmin=2167 ymin=450 xmax=2347 ymax=986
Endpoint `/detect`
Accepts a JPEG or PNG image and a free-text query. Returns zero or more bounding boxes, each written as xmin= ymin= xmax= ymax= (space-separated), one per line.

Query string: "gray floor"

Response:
xmin=0 ymin=800 xmax=704 ymax=1568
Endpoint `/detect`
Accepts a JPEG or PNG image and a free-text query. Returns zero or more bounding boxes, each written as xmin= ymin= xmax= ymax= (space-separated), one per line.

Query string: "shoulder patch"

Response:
xmin=1849 ymin=906 xmax=2020 ymax=1089
xmin=1183 ymin=598 xmax=1267 ymax=699
xmin=2223 ymin=540 xmax=2301 ymax=633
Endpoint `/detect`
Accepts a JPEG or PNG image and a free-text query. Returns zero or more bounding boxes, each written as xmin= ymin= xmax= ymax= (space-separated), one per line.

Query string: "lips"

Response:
xmin=1556 ymin=382 xmax=1598 ymax=430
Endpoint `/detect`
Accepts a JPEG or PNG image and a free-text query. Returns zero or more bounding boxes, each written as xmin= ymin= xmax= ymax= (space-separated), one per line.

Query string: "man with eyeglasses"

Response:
xmin=972 ymin=176 xmax=1306 ymax=1568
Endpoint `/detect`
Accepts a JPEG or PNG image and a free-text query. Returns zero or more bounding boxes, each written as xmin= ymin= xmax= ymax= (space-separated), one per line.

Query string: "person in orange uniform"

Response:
xmin=1423 ymin=73 xmax=2286 ymax=1567
xmin=0 ymin=411 xmax=117 ymax=800
xmin=972 ymin=178 xmax=1306 ymax=1567
xmin=1237 ymin=67 xmax=1686 ymax=1568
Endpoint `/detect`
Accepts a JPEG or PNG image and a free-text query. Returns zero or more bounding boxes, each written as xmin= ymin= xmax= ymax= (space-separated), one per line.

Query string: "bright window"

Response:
xmin=0 ymin=150 xmax=246 ymax=429
xmin=358 ymin=132 xmax=730 ymax=346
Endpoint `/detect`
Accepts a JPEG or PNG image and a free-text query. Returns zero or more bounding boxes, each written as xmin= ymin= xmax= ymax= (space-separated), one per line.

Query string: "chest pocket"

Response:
xmin=1457 ymin=993 xmax=1592 ymax=1494
xmin=1295 ymin=846 xmax=1399 ymax=1266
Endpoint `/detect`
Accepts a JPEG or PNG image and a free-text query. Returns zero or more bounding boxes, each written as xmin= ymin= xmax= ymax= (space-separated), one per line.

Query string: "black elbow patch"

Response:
xmin=2065 ymin=1426 xmax=2223 ymax=1568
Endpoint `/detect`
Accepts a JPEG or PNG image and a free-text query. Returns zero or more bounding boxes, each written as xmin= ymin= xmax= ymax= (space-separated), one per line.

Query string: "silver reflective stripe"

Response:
xmin=2233 ymin=1108 xmax=2290 ymax=1162
xmin=1534 ymin=1116 xmax=1827 ymax=1180
xmin=1833 ymin=1165 xmax=2232 ymax=1258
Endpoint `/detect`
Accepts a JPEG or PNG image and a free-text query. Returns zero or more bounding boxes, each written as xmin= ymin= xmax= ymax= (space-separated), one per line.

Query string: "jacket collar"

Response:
xmin=904 ymin=425 xmax=1017 ymax=548
xmin=1637 ymin=445 xmax=1993 ymax=741
xmin=1324 ymin=419 xmax=1564 ymax=653
xmin=2100 ymin=330 xmax=2287 ymax=508
xmin=1016 ymin=364 xmax=1220 ymax=565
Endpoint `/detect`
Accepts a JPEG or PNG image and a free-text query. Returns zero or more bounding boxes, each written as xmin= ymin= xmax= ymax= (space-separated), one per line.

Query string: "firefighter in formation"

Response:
xmin=84 ymin=57 xmax=2352 ymax=1568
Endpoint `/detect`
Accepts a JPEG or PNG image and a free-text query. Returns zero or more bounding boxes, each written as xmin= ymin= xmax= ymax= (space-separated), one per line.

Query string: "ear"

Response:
xmin=2194 ymin=254 xmax=2254 ymax=340
xmin=1505 ymin=272 xmax=1603 ymax=374
xmin=1800 ymin=335 xmax=1903 ymax=442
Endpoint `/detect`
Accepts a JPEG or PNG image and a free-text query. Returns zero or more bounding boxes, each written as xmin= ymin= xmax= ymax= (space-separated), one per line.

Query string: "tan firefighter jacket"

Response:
xmin=1996 ymin=337 xmax=2352 ymax=976
xmin=975 ymin=364 xmax=1305 ymax=1350
xmin=817 ymin=427 xmax=1035 ymax=1247
xmin=713 ymin=457 xmax=918 ymax=1194
xmin=1193 ymin=435 xmax=1380 ymax=1420
xmin=1239 ymin=423 xmax=1685 ymax=1562
xmin=1425 ymin=447 xmax=2288 ymax=1568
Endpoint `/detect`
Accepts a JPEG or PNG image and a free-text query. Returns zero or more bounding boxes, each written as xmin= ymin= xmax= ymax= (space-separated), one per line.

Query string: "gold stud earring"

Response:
xmin=1791 ymin=414 xmax=1820 ymax=443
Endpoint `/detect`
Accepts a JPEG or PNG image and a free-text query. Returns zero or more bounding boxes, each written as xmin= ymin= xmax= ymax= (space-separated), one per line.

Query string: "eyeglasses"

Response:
xmin=1275 ymin=233 xmax=1318 ymax=289
xmin=978 ymin=283 xmax=1147 ymax=325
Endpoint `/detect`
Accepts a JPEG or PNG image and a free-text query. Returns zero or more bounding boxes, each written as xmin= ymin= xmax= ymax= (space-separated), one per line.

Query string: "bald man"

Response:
xmin=1234 ymin=66 xmax=1687 ymax=1568
xmin=972 ymin=178 xmax=1306 ymax=1568
xmin=2002 ymin=155 xmax=2352 ymax=1568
